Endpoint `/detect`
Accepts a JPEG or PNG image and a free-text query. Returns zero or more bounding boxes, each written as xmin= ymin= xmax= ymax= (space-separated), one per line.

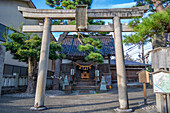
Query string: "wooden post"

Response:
xmin=154 ymin=69 xmax=164 ymax=113
xmin=113 ymin=16 xmax=130 ymax=111
xmin=167 ymin=94 xmax=170 ymax=113
xmin=53 ymin=59 xmax=61 ymax=90
xmin=33 ymin=17 xmax=51 ymax=110
xmin=163 ymin=94 xmax=168 ymax=113
xmin=143 ymin=82 xmax=147 ymax=105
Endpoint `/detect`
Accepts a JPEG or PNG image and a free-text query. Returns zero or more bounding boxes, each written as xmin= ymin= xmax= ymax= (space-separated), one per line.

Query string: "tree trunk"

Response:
xmin=150 ymin=0 xmax=169 ymax=48
xmin=26 ymin=56 xmax=37 ymax=94
xmin=141 ymin=42 xmax=145 ymax=63
xmin=151 ymin=0 xmax=165 ymax=12
xmin=152 ymin=33 xmax=165 ymax=49
xmin=53 ymin=59 xmax=61 ymax=90
xmin=163 ymin=33 xmax=168 ymax=47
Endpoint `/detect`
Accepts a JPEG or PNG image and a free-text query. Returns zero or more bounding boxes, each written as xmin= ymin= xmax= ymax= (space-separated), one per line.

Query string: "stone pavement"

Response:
xmin=0 ymin=88 xmax=157 ymax=113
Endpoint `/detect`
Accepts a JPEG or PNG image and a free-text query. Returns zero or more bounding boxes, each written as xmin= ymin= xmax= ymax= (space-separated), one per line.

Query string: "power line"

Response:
xmin=124 ymin=45 xmax=137 ymax=52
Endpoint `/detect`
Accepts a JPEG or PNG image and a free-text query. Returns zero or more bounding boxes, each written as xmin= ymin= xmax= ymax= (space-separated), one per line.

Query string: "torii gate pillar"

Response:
xmin=113 ymin=16 xmax=131 ymax=112
xmin=31 ymin=17 xmax=51 ymax=110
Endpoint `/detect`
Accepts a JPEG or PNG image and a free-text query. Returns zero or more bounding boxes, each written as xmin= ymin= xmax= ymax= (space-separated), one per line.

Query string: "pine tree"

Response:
xmin=46 ymin=0 xmax=93 ymax=9
xmin=124 ymin=9 xmax=170 ymax=62
xmin=133 ymin=0 xmax=170 ymax=48
xmin=123 ymin=0 xmax=170 ymax=63
xmin=1 ymin=32 xmax=65 ymax=94
xmin=77 ymin=36 xmax=104 ymax=63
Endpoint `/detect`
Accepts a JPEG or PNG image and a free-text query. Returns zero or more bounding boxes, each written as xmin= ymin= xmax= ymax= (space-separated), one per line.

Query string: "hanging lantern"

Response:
xmin=71 ymin=69 xmax=74 ymax=75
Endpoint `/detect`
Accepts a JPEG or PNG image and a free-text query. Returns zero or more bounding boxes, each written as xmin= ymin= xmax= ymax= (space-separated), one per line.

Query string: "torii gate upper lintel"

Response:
xmin=18 ymin=5 xmax=148 ymax=111
xmin=18 ymin=5 xmax=149 ymax=32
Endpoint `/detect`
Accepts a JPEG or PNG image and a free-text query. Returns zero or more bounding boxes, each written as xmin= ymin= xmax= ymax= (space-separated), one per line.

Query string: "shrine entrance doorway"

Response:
xmin=75 ymin=64 xmax=95 ymax=80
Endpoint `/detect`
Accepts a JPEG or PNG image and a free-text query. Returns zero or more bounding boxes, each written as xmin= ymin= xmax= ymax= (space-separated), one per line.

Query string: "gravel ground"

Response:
xmin=142 ymin=105 xmax=157 ymax=113
xmin=0 ymin=88 xmax=157 ymax=113
xmin=3 ymin=90 xmax=66 ymax=98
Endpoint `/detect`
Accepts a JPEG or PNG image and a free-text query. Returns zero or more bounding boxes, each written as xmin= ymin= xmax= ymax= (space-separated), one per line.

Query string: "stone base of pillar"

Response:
xmin=30 ymin=106 xmax=47 ymax=111
xmin=114 ymin=108 xmax=133 ymax=113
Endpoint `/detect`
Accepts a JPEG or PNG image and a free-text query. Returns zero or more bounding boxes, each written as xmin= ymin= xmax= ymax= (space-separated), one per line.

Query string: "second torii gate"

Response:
xmin=18 ymin=5 xmax=148 ymax=112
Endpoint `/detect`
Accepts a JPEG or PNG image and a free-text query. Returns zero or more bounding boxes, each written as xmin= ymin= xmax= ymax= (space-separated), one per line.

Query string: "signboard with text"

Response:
xmin=153 ymin=71 xmax=170 ymax=93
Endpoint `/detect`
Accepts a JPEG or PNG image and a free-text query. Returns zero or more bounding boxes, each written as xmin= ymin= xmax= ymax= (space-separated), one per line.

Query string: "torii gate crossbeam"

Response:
xmin=18 ymin=5 xmax=148 ymax=112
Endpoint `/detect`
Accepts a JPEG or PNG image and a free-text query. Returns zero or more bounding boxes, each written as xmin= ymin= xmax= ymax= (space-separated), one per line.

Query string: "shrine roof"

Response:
xmin=110 ymin=59 xmax=149 ymax=66
xmin=61 ymin=35 xmax=115 ymax=57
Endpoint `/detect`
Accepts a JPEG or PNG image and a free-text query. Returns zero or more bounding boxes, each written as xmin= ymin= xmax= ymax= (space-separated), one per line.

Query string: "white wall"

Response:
xmin=0 ymin=0 xmax=38 ymax=29
xmin=0 ymin=0 xmax=53 ymax=71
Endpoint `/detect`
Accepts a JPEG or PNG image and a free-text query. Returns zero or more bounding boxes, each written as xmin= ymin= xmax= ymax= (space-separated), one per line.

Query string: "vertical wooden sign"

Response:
xmin=76 ymin=5 xmax=88 ymax=31
xmin=138 ymin=70 xmax=150 ymax=105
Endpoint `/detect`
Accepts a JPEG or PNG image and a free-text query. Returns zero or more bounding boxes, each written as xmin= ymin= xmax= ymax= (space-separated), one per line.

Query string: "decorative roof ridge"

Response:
xmin=65 ymin=35 xmax=114 ymax=39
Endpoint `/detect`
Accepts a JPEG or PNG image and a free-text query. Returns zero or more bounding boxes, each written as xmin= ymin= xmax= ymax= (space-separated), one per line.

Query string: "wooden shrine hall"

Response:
xmin=60 ymin=35 xmax=114 ymax=90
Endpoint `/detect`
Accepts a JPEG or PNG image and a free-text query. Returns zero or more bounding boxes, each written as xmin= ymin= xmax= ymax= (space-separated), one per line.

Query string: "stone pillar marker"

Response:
xmin=113 ymin=16 xmax=132 ymax=112
xmin=100 ymin=76 xmax=107 ymax=91
xmin=31 ymin=17 xmax=51 ymax=110
xmin=63 ymin=75 xmax=69 ymax=90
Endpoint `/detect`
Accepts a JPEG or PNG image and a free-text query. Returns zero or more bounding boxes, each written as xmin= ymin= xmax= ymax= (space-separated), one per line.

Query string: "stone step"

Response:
xmin=77 ymin=82 xmax=96 ymax=86
xmin=72 ymin=90 xmax=97 ymax=95
xmin=76 ymin=79 xmax=95 ymax=82
xmin=75 ymin=86 xmax=99 ymax=90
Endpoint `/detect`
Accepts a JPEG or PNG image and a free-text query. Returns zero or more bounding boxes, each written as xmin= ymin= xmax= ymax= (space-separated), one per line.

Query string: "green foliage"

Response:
xmin=123 ymin=8 xmax=170 ymax=45
xmin=88 ymin=20 xmax=110 ymax=36
xmin=53 ymin=20 xmax=62 ymax=25
xmin=1 ymin=32 xmax=64 ymax=63
xmin=88 ymin=20 xmax=105 ymax=25
xmin=49 ymin=41 xmax=65 ymax=60
xmin=46 ymin=0 xmax=92 ymax=9
xmin=167 ymin=40 xmax=170 ymax=45
xmin=69 ymin=20 xmax=76 ymax=25
xmin=85 ymin=51 xmax=104 ymax=64
xmin=135 ymin=0 xmax=169 ymax=11
xmin=146 ymin=66 xmax=152 ymax=72
xmin=61 ymin=0 xmax=78 ymax=9
xmin=77 ymin=37 xmax=104 ymax=63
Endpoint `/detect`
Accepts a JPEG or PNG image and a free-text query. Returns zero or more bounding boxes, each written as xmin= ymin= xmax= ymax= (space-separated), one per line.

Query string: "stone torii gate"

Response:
xmin=18 ymin=5 xmax=148 ymax=111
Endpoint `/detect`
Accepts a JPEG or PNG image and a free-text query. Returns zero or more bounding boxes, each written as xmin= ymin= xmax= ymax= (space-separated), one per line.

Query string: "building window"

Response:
xmin=0 ymin=23 xmax=15 ymax=42
xmin=0 ymin=24 xmax=7 ymax=42
xmin=3 ymin=64 xmax=28 ymax=76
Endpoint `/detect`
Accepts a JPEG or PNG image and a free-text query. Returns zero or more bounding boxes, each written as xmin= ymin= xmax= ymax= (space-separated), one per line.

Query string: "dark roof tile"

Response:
xmin=110 ymin=59 xmax=149 ymax=66
xmin=61 ymin=35 xmax=115 ymax=57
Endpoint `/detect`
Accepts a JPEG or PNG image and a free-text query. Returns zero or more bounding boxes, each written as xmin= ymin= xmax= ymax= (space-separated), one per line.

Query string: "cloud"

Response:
xmin=110 ymin=2 xmax=136 ymax=8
